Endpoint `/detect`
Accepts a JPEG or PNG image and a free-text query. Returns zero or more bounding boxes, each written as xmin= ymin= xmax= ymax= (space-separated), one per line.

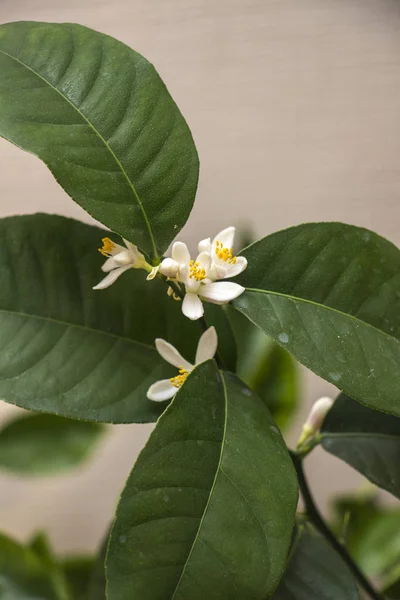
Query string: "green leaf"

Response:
xmin=203 ymin=304 xmax=237 ymax=372
xmin=0 ymin=532 xmax=62 ymax=599
xmin=107 ymin=361 xmax=298 ymax=600
xmin=272 ymin=527 xmax=360 ymax=600
xmin=0 ymin=21 xmax=199 ymax=259
xmin=321 ymin=394 xmax=400 ymax=499
xmin=0 ymin=413 xmax=104 ymax=475
xmin=234 ymin=222 xmax=400 ymax=416
xmin=330 ymin=491 xmax=380 ymax=551
xmin=227 ymin=308 xmax=298 ymax=430
xmin=62 ymin=557 xmax=95 ymax=600
xmin=0 ymin=214 xmax=200 ymax=423
xmin=28 ymin=533 xmax=70 ymax=600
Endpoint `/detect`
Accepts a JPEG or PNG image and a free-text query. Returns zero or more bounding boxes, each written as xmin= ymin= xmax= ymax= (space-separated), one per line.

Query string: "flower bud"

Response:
xmin=159 ymin=258 xmax=180 ymax=278
xmin=297 ymin=396 xmax=334 ymax=447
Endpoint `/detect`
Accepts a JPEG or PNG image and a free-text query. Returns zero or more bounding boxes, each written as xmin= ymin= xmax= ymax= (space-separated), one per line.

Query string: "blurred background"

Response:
xmin=0 ymin=0 xmax=399 ymax=555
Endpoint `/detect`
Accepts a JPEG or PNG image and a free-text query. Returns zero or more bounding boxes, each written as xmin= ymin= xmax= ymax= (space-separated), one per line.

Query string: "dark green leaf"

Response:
xmin=0 ymin=21 xmax=199 ymax=259
xmin=203 ymin=304 xmax=237 ymax=372
xmin=272 ymin=527 xmax=360 ymax=600
xmin=321 ymin=394 xmax=400 ymax=499
xmin=234 ymin=223 xmax=400 ymax=415
xmin=0 ymin=413 xmax=104 ymax=475
xmin=228 ymin=308 xmax=298 ymax=430
xmin=0 ymin=214 xmax=200 ymax=423
xmin=62 ymin=557 xmax=95 ymax=600
xmin=0 ymin=532 xmax=62 ymax=599
xmin=107 ymin=361 xmax=298 ymax=600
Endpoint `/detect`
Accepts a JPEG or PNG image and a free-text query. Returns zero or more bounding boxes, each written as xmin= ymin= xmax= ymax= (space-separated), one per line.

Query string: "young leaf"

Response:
xmin=321 ymin=394 xmax=400 ymax=499
xmin=234 ymin=223 xmax=400 ymax=416
xmin=0 ymin=21 xmax=199 ymax=259
xmin=228 ymin=308 xmax=298 ymax=430
xmin=0 ymin=214 xmax=200 ymax=423
xmin=29 ymin=533 xmax=70 ymax=600
xmin=0 ymin=532 xmax=63 ymax=599
xmin=107 ymin=361 xmax=298 ymax=600
xmin=0 ymin=413 xmax=104 ymax=475
xmin=272 ymin=527 xmax=360 ymax=600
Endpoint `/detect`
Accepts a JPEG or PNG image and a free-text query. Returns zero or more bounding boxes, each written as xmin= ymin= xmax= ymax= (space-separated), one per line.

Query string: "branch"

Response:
xmin=290 ymin=451 xmax=384 ymax=600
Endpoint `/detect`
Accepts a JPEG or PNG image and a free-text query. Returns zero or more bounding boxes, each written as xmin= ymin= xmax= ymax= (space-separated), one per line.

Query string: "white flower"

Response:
xmin=93 ymin=237 xmax=148 ymax=290
xmin=147 ymin=326 xmax=218 ymax=402
xmin=297 ymin=396 xmax=334 ymax=446
xmin=198 ymin=226 xmax=248 ymax=281
xmin=157 ymin=226 xmax=248 ymax=321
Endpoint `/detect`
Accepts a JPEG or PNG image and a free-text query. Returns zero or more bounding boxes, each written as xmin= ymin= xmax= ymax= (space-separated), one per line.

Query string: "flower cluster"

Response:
xmin=158 ymin=226 xmax=247 ymax=320
xmin=93 ymin=226 xmax=248 ymax=321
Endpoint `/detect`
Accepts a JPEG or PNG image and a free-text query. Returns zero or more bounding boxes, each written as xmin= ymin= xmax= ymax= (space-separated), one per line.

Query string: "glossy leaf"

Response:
xmin=228 ymin=308 xmax=298 ymax=430
xmin=0 ymin=413 xmax=104 ymax=475
xmin=0 ymin=21 xmax=199 ymax=259
xmin=272 ymin=527 xmax=360 ymax=600
xmin=0 ymin=214 xmax=200 ymax=423
xmin=107 ymin=361 xmax=298 ymax=600
xmin=321 ymin=394 xmax=400 ymax=499
xmin=203 ymin=304 xmax=237 ymax=372
xmin=0 ymin=532 xmax=62 ymax=599
xmin=234 ymin=223 xmax=400 ymax=416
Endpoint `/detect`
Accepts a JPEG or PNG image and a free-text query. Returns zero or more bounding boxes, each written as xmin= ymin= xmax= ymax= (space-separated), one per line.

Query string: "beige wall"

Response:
xmin=0 ymin=0 xmax=399 ymax=554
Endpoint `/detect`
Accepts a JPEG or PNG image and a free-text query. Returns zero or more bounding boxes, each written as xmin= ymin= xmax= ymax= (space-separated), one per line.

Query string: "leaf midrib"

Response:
xmin=244 ymin=287 xmax=400 ymax=345
xmin=0 ymin=307 xmax=154 ymax=352
xmin=170 ymin=368 xmax=229 ymax=599
xmin=0 ymin=44 xmax=158 ymax=259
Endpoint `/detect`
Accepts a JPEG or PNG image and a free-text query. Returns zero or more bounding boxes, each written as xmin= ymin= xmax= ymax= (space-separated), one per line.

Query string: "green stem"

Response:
xmin=290 ymin=451 xmax=384 ymax=600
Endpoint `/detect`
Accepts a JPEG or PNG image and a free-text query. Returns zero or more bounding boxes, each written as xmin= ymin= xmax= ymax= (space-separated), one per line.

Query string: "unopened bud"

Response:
xmin=159 ymin=258 xmax=180 ymax=278
xmin=297 ymin=396 xmax=334 ymax=447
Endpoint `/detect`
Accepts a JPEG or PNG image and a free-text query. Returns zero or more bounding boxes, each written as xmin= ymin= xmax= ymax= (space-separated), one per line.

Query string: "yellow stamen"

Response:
xmin=98 ymin=237 xmax=116 ymax=257
xmin=189 ymin=260 xmax=207 ymax=281
xmin=215 ymin=240 xmax=237 ymax=264
xmin=170 ymin=367 xmax=189 ymax=388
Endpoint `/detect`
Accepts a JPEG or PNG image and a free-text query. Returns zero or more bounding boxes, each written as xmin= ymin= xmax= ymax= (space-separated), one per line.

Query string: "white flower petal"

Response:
xmin=195 ymin=326 xmax=218 ymax=364
xmin=123 ymin=240 xmax=140 ymax=257
xmin=220 ymin=256 xmax=248 ymax=279
xmin=198 ymin=237 xmax=211 ymax=254
xmin=212 ymin=226 xmax=235 ymax=253
xmin=171 ymin=241 xmax=191 ymax=265
xmin=110 ymin=242 xmax=127 ymax=256
xmin=155 ymin=339 xmax=193 ymax=371
xmin=93 ymin=265 xmax=132 ymax=290
xmin=101 ymin=257 xmax=119 ymax=273
xmin=200 ymin=281 xmax=245 ymax=304
xmin=159 ymin=258 xmax=180 ymax=278
xmin=196 ymin=251 xmax=212 ymax=272
xmin=147 ymin=379 xmax=177 ymax=402
xmin=113 ymin=250 xmax=134 ymax=266
xmin=182 ymin=293 xmax=204 ymax=320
